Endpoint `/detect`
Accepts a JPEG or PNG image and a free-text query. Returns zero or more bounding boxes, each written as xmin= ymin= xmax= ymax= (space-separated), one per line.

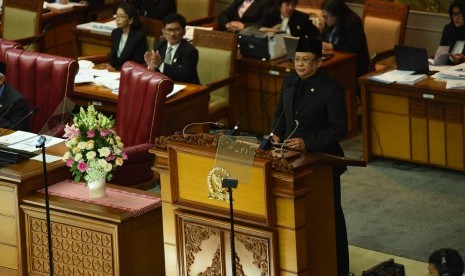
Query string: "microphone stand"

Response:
xmin=222 ymin=178 xmax=238 ymax=276
xmin=36 ymin=135 xmax=54 ymax=276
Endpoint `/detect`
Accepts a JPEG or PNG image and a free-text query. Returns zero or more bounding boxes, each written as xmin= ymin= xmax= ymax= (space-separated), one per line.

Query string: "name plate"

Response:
xmin=90 ymin=22 xmax=116 ymax=34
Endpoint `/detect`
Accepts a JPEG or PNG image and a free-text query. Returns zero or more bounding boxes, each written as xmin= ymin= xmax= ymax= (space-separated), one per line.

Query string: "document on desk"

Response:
xmin=368 ymin=70 xmax=414 ymax=84
xmin=167 ymin=84 xmax=186 ymax=98
xmin=446 ymin=79 xmax=465 ymax=89
xmin=0 ymin=131 xmax=64 ymax=152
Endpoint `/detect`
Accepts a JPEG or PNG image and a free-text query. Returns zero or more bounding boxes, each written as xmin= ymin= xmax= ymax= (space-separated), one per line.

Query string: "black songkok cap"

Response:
xmin=295 ymin=35 xmax=323 ymax=58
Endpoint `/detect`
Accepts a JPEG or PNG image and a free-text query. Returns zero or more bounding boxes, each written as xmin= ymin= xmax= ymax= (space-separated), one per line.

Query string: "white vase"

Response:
xmin=87 ymin=178 xmax=106 ymax=198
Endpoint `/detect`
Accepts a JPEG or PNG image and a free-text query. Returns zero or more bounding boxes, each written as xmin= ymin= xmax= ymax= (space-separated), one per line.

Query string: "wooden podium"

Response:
xmin=152 ymin=134 xmax=364 ymax=275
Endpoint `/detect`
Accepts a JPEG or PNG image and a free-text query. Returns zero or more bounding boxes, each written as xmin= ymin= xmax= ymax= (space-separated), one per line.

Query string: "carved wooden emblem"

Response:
xmin=207 ymin=167 xmax=230 ymax=201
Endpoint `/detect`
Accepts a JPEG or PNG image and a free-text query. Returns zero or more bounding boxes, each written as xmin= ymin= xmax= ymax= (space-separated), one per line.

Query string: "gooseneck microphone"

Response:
xmin=231 ymin=92 xmax=279 ymax=136
xmin=259 ymin=79 xmax=299 ymax=150
xmin=24 ymin=24 xmax=52 ymax=51
xmin=182 ymin=121 xmax=223 ymax=135
xmin=0 ymin=107 xmax=39 ymax=136
xmin=279 ymin=120 xmax=300 ymax=156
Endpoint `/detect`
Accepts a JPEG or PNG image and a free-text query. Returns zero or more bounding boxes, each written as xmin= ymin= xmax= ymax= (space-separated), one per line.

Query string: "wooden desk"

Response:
xmin=74 ymin=28 xmax=112 ymax=57
xmin=73 ymin=82 xmax=210 ymax=135
xmin=152 ymin=134 xmax=363 ymax=275
xmin=41 ymin=1 xmax=120 ymax=57
xmin=42 ymin=7 xmax=88 ymax=57
xmin=232 ymin=52 xmax=358 ymax=137
xmin=0 ymin=142 xmax=70 ymax=275
xmin=20 ymin=183 xmax=164 ymax=276
xmin=359 ymin=73 xmax=465 ymax=171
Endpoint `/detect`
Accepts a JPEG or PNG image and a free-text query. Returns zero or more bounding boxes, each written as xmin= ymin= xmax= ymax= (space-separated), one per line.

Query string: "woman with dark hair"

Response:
xmin=109 ymin=2 xmax=147 ymax=70
xmin=320 ymin=0 xmax=369 ymax=76
xmin=440 ymin=0 xmax=465 ymax=64
xmin=268 ymin=0 xmax=320 ymax=38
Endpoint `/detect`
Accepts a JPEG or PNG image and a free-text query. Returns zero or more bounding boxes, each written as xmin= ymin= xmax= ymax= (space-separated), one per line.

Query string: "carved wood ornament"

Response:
xmin=155 ymin=133 xmax=294 ymax=173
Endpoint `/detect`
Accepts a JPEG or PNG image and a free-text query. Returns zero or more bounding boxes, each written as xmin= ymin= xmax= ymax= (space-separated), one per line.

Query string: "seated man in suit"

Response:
xmin=269 ymin=0 xmax=320 ymax=38
xmin=218 ymin=0 xmax=276 ymax=32
xmin=0 ymin=73 xmax=30 ymax=131
xmin=144 ymin=13 xmax=200 ymax=84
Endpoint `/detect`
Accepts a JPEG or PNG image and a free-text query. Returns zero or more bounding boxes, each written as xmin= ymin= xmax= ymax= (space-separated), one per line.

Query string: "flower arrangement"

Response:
xmin=62 ymin=105 xmax=126 ymax=183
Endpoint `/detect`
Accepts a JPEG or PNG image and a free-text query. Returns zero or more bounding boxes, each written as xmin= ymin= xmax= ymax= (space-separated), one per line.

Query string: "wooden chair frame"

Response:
xmin=1 ymin=0 xmax=44 ymax=46
xmin=362 ymin=0 xmax=410 ymax=72
xmin=192 ymin=29 xmax=238 ymax=126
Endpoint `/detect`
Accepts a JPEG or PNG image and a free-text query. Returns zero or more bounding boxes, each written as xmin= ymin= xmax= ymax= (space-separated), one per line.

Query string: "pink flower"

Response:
xmin=100 ymin=129 xmax=111 ymax=137
xmin=77 ymin=161 xmax=88 ymax=172
xmin=106 ymin=153 xmax=115 ymax=161
xmin=64 ymin=124 xmax=80 ymax=138
xmin=66 ymin=158 xmax=74 ymax=167
xmin=122 ymin=151 xmax=128 ymax=160
xmin=87 ymin=130 xmax=95 ymax=138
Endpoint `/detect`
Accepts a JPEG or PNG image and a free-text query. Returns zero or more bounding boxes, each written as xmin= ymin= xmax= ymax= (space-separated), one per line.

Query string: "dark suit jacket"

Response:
xmin=321 ymin=11 xmax=369 ymax=76
xmin=130 ymin=0 xmax=176 ymax=20
xmin=110 ymin=28 xmax=147 ymax=70
xmin=218 ymin=0 xmax=276 ymax=31
xmin=0 ymin=84 xmax=30 ymax=131
xmin=272 ymin=71 xmax=347 ymax=173
xmin=154 ymin=39 xmax=200 ymax=84
xmin=267 ymin=9 xmax=320 ymax=38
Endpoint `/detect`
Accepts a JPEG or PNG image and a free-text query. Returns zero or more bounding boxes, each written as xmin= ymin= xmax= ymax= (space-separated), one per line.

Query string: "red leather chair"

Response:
xmin=5 ymin=49 xmax=78 ymax=133
xmin=111 ymin=61 xmax=173 ymax=189
xmin=0 ymin=39 xmax=23 ymax=74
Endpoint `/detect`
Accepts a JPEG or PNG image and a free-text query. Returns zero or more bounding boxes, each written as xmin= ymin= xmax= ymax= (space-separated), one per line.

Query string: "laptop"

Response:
xmin=394 ymin=45 xmax=430 ymax=74
xmin=283 ymin=35 xmax=299 ymax=60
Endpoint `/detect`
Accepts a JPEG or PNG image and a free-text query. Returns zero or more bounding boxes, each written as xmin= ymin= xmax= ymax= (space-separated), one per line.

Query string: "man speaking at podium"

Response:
xmin=270 ymin=36 xmax=350 ymax=276
xmin=0 ymin=73 xmax=29 ymax=131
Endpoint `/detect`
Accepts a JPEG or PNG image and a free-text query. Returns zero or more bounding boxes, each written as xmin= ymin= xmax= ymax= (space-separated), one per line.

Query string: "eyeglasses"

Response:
xmin=113 ymin=14 xmax=129 ymax=20
xmin=293 ymin=56 xmax=318 ymax=64
xmin=164 ymin=28 xmax=183 ymax=34
xmin=451 ymin=12 xmax=463 ymax=19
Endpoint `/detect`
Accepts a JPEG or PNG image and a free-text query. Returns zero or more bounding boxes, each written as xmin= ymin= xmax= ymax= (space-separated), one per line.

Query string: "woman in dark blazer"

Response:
xmin=268 ymin=0 xmax=320 ymax=38
xmin=218 ymin=0 xmax=276 ymax=32
xmin=320 ymin=0 xmax=369 ymax=77
xmin=110 ymin=2 xmax=147 ymax=70
xmin=440 ymin=0 xmax=465 ymax=64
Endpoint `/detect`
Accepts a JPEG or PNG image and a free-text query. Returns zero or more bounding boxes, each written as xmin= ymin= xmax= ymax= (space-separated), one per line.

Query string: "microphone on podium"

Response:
xmin=259 ymin=79 xmax=299 ymax=150
xmin=182 ymin=121 xmax=223 ymax=135
xmin=230 ymin=92 xmax=280 ymax=136
xmin=24 ymin=24 xmax=52 ymax=51
xmin=0 ymin=107 xmax=39 ymax=137
xmin=279 ymin=120 xmax=300 ymax=156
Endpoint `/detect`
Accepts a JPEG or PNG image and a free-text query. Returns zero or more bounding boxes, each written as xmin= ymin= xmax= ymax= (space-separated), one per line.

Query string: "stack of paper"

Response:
xmin=368 ymin=70 xmax=415 ymax=84
xmin=396 ymin=74 xmax=428 ymax=85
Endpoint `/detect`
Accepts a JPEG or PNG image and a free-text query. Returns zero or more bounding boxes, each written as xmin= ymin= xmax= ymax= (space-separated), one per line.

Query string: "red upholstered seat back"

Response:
xmin=5 ymin=49 xmax=78 ymax=133
xmin=0 ymin=39 xmax=22 ymax=74
xmin=0 ymin=39 xmax=22 ymax=63
xmin=116 ymin=61 xmax=173 ymax=146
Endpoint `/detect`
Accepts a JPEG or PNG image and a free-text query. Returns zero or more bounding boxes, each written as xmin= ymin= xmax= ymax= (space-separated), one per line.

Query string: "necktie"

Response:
xmin=164 ymin=46 xmax=173 ymax=65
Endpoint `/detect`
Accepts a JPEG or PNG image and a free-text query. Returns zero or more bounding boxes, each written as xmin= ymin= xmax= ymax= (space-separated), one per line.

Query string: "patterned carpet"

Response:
xmin=341 ymin=135 xmax=465 ymax=263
